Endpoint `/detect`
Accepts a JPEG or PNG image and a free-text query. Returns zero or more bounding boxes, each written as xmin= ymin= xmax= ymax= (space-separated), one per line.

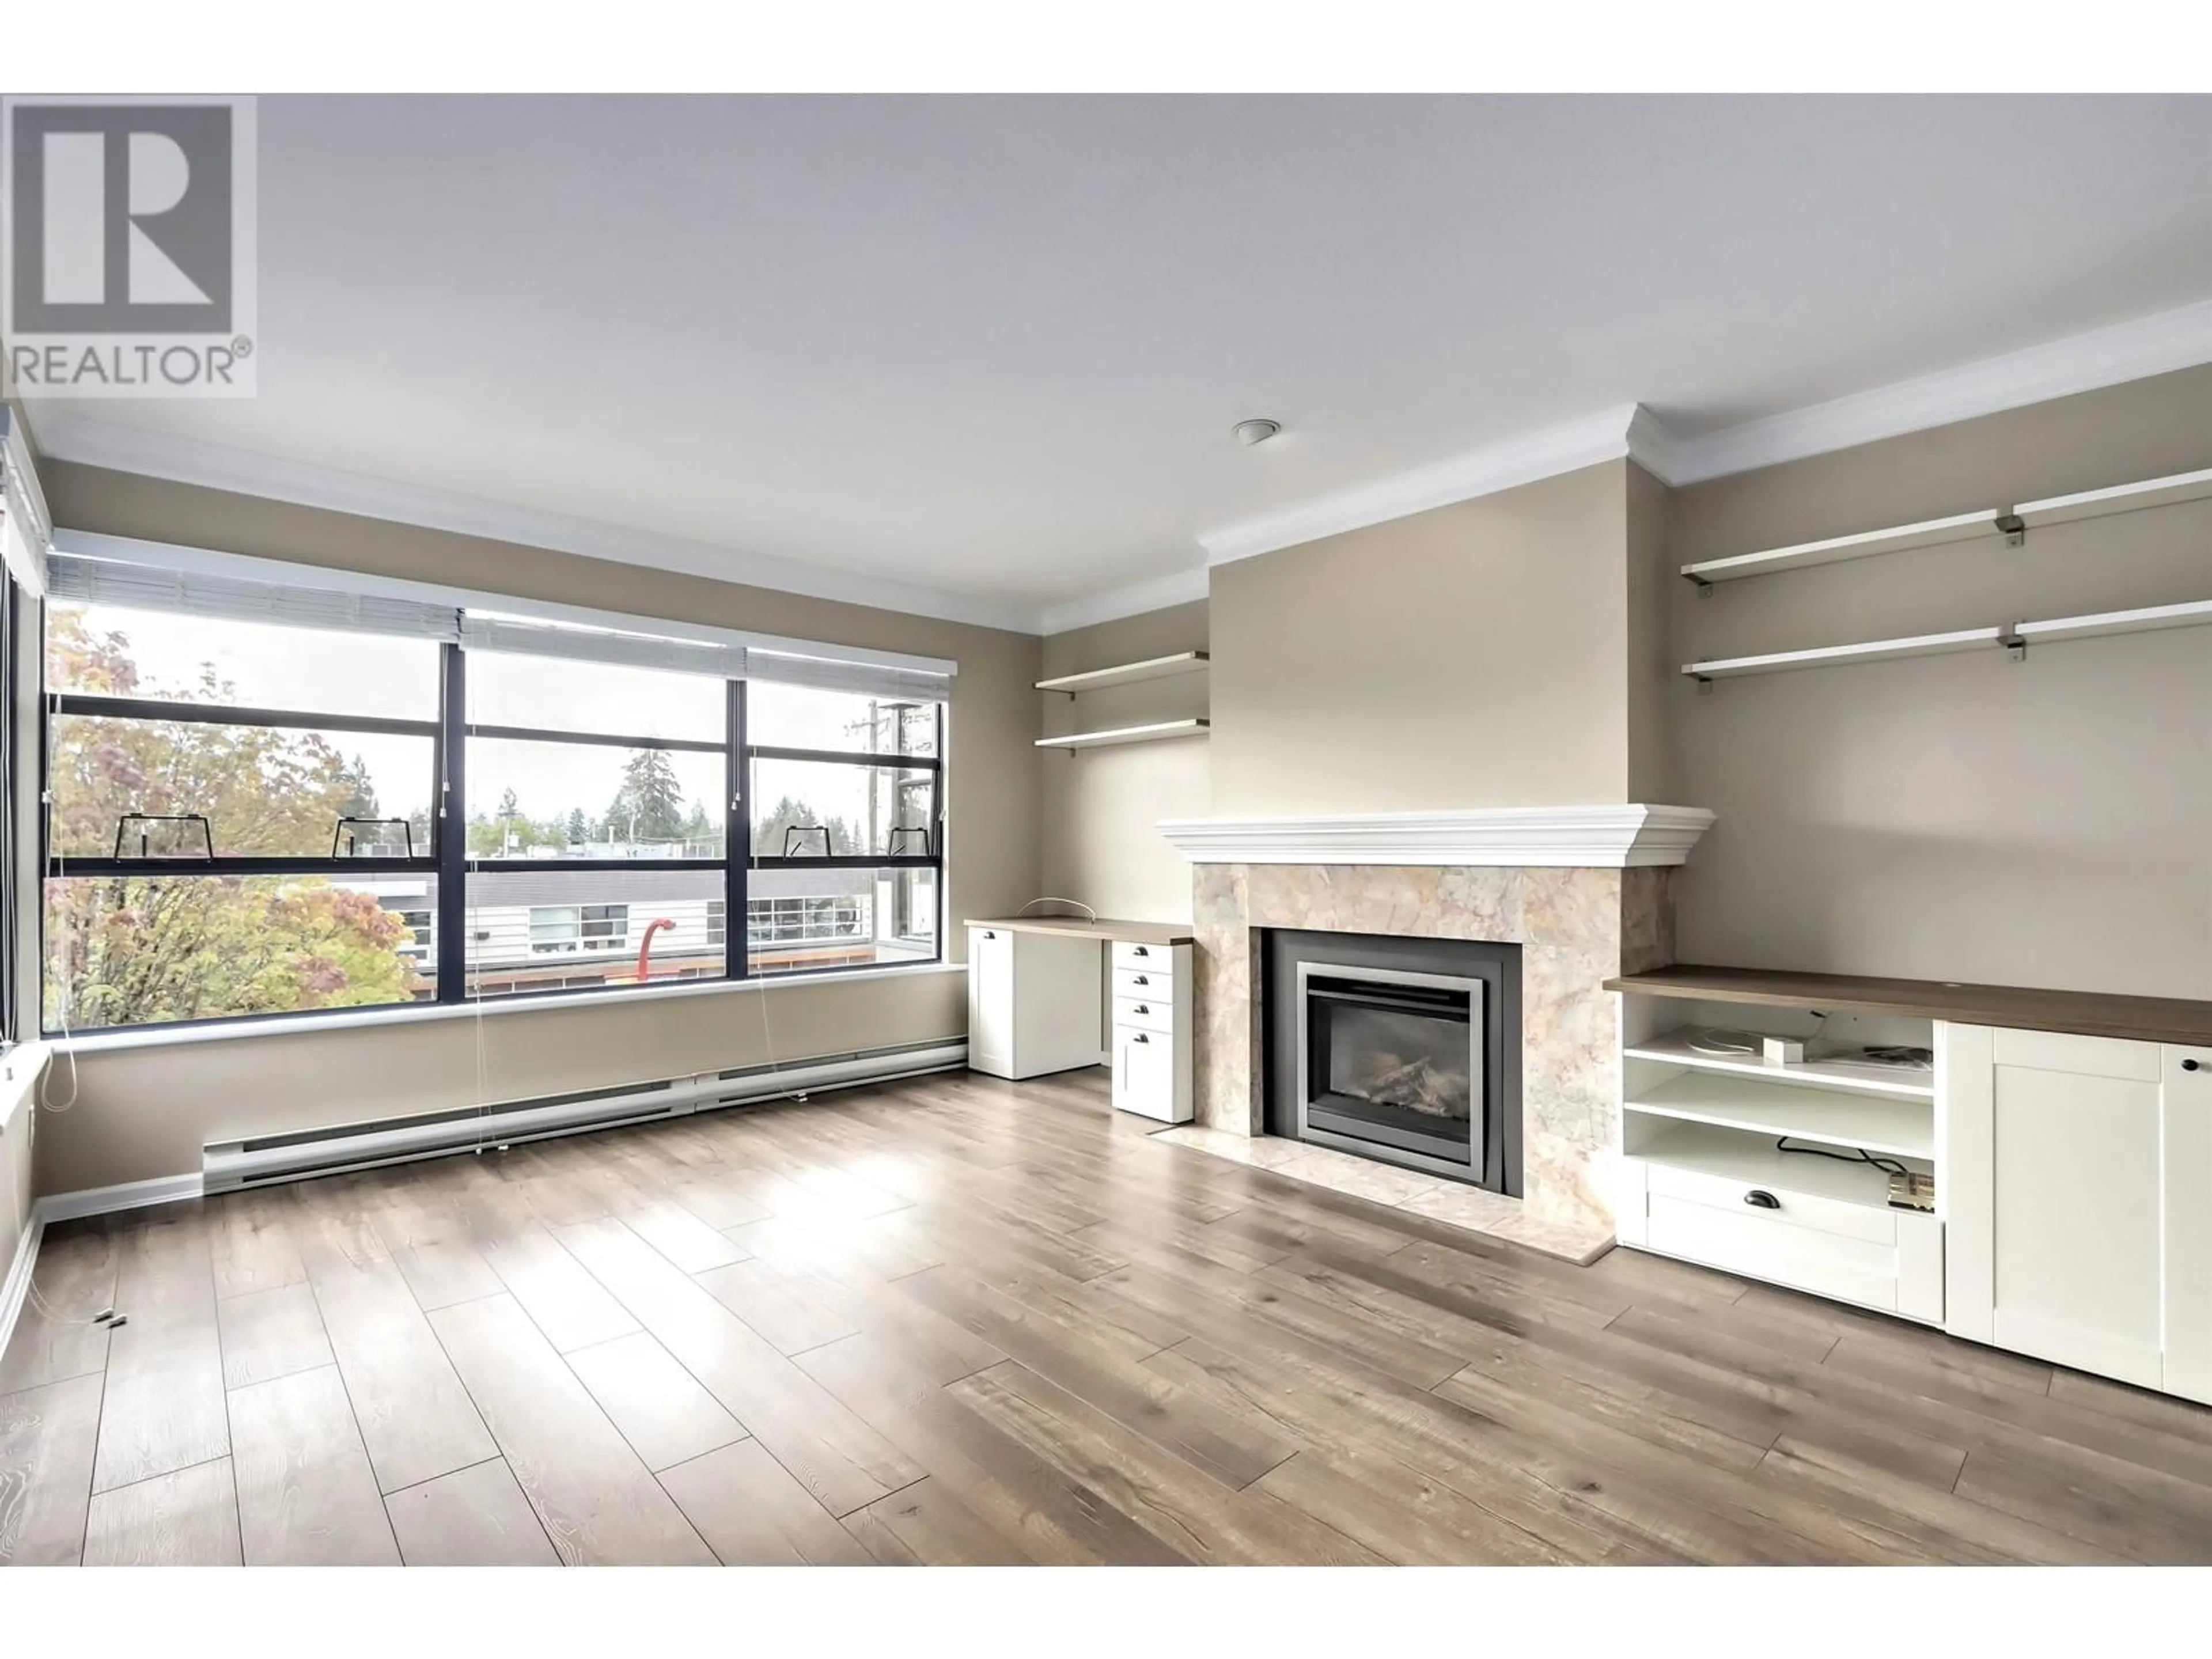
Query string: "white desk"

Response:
xmin=963 ymin=916 xmax=1194 ymax=1122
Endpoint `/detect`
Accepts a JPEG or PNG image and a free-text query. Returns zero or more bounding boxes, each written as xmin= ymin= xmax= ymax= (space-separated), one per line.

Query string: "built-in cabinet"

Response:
xmin=1610 ymin=967 xmax=2212 ymax=1408
xmin=1943 ymin=1024 xmax=2212 ymax=1402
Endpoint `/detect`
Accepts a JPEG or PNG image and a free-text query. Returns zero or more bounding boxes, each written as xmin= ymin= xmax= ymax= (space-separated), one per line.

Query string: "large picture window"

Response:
xmin=39 ymin=582 xmax=947 ymax=1034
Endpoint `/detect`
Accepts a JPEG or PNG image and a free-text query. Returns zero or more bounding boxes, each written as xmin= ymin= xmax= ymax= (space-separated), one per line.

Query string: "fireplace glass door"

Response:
xmin=1298 ymin=965 xmax=1483 ymax=1171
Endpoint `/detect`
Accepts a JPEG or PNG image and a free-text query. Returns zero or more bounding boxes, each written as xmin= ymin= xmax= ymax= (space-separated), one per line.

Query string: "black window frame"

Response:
xmin=39 ymin=619 xmax=948 ymax=1036
xmin=741 ymin=690 xmax=944 ymax=978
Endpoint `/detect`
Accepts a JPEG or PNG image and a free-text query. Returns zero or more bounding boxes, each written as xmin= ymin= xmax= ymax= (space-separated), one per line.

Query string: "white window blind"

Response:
xmin=1 ymin=412 xmax=52 ymax=598
xmin=460 ymin=613 xmax=747 ymax=678
xmin=44 ymin=539 xmax=955 ymax=700
xmin=463 ymin=617 xmax=951 ymax=702
xmin=743 ymin=647 xmax=951 ymax=703
xmin=47 ymin=553 xmax=463 ymax=642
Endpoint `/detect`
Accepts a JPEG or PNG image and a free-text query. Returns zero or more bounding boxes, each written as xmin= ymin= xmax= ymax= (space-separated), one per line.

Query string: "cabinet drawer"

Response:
xmin=1645 ymin=1160 xmax=1898 ymax=1245
xmin=1645 ymin=1196 xmax=1912 ymax=1312
xmin=1113 ymin=964 xmax=1173 ymax=998
xmin=1113 ymin=994 xmax=1176 ymax=1035
xmin=1112 ymin=940 xmax=1176 ymax=972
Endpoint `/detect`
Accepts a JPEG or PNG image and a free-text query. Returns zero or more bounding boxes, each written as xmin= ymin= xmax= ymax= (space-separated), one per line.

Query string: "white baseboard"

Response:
xmin=36 ymin=1171 xmax=205 ymax=1225
xmin=0 ymin=1211 xmax=45 ymax=1373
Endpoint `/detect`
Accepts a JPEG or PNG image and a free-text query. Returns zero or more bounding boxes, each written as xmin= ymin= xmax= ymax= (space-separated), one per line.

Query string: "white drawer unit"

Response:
xmin=1111 ymin=942 xmax=1192 ymax=1124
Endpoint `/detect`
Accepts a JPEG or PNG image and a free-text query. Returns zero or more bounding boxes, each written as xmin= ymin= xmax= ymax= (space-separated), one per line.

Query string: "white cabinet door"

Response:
xmin=1991 ymin=1052 xmax=2165 ymax=1388
xmin=1945 ymin=1024 xmax=2185 ymax=1392
xmin=1112 ymin=1026 xmax=1175 ymax=1121
xmin=966 ymin=926 xmax=1015 ymax=1078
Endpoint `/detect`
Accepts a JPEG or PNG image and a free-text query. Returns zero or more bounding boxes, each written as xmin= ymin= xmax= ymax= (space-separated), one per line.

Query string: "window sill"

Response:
xmin=51 ymin=960 xmax=968 ymax=1056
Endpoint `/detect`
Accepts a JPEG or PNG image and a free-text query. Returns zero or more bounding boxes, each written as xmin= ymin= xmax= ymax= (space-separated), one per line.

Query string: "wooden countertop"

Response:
xmin=1605 ymin=964 xmax=2212 ymax=1047
xmin=964 ymin=915 xmax=1195 ymax=946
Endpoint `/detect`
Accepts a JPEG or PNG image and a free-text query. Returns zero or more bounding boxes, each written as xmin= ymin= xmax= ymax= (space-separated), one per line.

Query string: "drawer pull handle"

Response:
xmin=1744 ymin=1190 xmax=1781 ymax=1210
xmin=1132 ymin=946 xmax=1149 ymax=956
xmin=1132 ymin=975 xmax=1149 ymax=985
xmin=1132 ymin=1033 xmax=1150 ymax=1044
xmin=1134 ymin=1005 xmax=1149 ymax=1014
xmin=2186 ymin=1058 xmax=2204 ymax=1073
xmin=981 ymin=930 xmax=996 ymax=939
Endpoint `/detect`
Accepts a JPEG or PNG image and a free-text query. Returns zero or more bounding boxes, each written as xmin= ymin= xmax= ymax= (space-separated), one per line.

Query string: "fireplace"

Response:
xmin=1266 ymin=929 xmax=1521 ymax=1194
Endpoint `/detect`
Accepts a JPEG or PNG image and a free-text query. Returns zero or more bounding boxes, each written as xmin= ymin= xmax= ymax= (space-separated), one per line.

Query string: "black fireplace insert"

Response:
xmin=1264 ymin=929 xmax=1520 ymax=1194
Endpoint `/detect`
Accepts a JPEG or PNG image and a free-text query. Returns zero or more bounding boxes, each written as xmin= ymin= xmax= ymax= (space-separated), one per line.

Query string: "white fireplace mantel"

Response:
xmin=1156 ymin=804 xmax=1715 ymax=868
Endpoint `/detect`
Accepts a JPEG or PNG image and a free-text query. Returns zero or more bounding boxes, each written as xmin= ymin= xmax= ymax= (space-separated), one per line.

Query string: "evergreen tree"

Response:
xmin=752 ymin=794 xmax=858 ymax=857
xmin=566 ymin=807 xmax=589 ymax=844
xmin=606 ymin=749 xmax=686 ymax=844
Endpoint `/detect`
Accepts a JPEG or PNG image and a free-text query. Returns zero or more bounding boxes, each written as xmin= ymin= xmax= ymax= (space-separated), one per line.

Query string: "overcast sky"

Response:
xmin=59 ymin=603 xmax=930 ymax=839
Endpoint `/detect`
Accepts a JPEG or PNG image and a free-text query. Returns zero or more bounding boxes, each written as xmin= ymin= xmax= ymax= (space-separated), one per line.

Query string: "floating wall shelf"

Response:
xmin=1681 ymin=508 xmax=2004 ymax=585
xmin=1037 ymin=718 xmax=1211 ymax=753
xmin=1684 ymin=598 xmax=2212 ymax=684
xmin=1034 ymin=650 xmax=1210 ymax=695
xmin=2013 ymin=465 xmax=2212 ymax=531
xmin=1681 ymin=463 xmax=2212 ymax=588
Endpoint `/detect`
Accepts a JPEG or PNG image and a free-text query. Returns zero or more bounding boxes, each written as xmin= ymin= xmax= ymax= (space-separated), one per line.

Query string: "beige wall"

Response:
xmin=34 ymin=462 xmax=1041 ymax=1193
xmin=1624 ymin=460 xmax=1676 ymax=802
xmin=1037 ymin=600 xmax=1209 ymax=924
xmin=1207 ymin=460 xmax=1647 ymax=815
xmin=1668 ymin=364 xmax=2212 ymax=998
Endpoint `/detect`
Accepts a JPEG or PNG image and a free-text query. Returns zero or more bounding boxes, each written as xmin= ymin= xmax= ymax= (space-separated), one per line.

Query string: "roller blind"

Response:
xmin=46 ymin=544 xmax=954 ymax=701
xmin=463 ymin=616 xmax=951 ymax=702
xmin=459 ymin=613 xmax=747 ymax=678
xmin=47 ymin=553 xmax=463 ymax=642
xmin=1 ymin=412 xmax=51 ymax=598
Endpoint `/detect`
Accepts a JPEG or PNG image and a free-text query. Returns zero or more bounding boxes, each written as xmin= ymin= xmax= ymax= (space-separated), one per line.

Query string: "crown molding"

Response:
xmin=1668 ymin=297 xmax=2212 ymax=485
xmin=1198 ymin=402 xmax=1669 ymax=567
xmin=29 ymin=415 xmax=1039 ymax=634
xmin=1037 ymin=565 xmax=1210 ymax=635
xmin=1157 ymin=804 xmax=1715 ymax=868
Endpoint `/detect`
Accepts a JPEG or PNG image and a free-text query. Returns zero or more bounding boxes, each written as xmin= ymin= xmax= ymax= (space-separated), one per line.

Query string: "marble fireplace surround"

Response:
xmin=1157 ymin=806 xmax=1711 ymax=1251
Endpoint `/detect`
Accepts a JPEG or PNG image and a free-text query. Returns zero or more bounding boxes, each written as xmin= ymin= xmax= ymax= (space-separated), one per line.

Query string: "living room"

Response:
xmin=2 ymin=17 xmax=2209 ymax=1645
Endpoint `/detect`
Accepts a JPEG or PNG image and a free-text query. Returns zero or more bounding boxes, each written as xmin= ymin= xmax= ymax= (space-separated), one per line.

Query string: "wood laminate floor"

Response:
xmin=6 ymin=1067 xmax=2212 ymax=1566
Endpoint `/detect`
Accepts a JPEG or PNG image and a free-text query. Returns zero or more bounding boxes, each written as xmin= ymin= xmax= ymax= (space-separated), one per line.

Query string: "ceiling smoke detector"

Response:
xmin=1232 ymin=418 xmax=1282 ymax=446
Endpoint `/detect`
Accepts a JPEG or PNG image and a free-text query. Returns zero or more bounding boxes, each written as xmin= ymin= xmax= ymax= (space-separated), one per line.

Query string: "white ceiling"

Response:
xmin=26 ymin=94 xmax=2212 ymax=631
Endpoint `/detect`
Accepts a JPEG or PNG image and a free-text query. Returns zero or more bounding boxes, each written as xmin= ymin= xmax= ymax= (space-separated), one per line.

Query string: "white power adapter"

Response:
xmin=1762 ymin=1037 xmax=1806 ymax=1066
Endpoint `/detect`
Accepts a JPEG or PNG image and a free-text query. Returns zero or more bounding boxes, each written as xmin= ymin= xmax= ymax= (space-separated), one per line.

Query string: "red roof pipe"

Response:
xmin=634 ymin=916 xmax=676 ymax=982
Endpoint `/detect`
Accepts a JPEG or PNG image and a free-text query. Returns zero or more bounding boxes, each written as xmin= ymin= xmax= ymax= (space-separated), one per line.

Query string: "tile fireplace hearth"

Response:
xmin=1157 ymin=806 xmax=1710 ymax=1249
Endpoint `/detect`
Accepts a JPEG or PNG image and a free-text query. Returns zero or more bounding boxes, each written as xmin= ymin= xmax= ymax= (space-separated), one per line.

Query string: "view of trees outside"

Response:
xmin=41 ymin=605 xmax=938 ymax=1031
xmin=44 ymin=606 xmax=419 ymax=1029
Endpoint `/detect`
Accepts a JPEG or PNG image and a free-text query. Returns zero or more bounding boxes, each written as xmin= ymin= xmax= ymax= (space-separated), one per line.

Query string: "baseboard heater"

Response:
xmin=202 ymin=1039 xmax=966 ymax=1194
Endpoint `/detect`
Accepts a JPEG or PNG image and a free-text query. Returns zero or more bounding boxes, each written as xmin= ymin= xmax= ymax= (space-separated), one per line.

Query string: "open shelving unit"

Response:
xmin=1612 ymin=985 xmax=1946 ymax=1322
xmin=1035 ymin=650 xmax=1209 ymax=696
xmin=1037 ymin=645 xmax=1211 ymax=753
xmin=1035 ymin=717 xmax=1210 ymax=753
